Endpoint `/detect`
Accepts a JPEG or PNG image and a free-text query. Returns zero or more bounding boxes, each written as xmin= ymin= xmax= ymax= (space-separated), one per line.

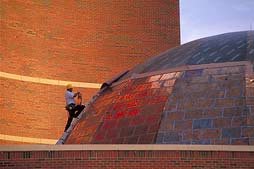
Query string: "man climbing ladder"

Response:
xmin=64 ymin=84 xmax=85 ymax=132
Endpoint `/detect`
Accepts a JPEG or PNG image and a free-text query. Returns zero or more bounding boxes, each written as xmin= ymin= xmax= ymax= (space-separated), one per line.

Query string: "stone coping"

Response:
xmin=0 ymin=71 xmax=101 ymax=89
xmin=0 ymin=145 xmax=253 ymax=152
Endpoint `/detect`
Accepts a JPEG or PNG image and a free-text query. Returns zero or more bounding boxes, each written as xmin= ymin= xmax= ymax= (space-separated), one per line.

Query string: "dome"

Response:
xmin=122 ymin=31 xmax=254 ymax=79
xmin=58 ymin=31 xmax=254 ymax=145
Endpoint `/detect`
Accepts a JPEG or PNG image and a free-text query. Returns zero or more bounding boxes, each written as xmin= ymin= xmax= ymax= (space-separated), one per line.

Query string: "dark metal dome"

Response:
xmin=123 ymin=31 xmax=254 ymax=79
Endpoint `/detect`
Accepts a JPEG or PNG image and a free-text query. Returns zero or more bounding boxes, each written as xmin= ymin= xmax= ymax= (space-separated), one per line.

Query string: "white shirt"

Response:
xmin=65 ymin=91 xmax=76 ymax=105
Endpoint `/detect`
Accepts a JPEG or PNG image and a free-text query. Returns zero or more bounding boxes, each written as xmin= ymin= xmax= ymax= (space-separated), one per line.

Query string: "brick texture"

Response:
xmin=0 ymin=150 xmax=253 ymax=168
xmin=0 ymin=0 xmax=180 ymax=83
xmin=0 ymin=0 xmax=180 ymax=144
xmin=0 ymin=78 xmax=97 ymax=141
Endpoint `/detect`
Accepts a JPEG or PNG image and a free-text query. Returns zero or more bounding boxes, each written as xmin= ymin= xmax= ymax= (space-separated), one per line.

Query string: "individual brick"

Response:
xmin=129 ymin=115 xmax=146 ymax=126
xmin=226 ymin=88 xmax=243 ymax=97
xmin=136 ymin=83 xmax=152 ymax=91
xmin=213 ymin=138 xmax=230 ymax=145
xmin=175 ymin=72 xmax=183 ymax=78
xmin=163 ymin=79 xmax=176 ymax=87
xmin=192 ymin=130 xmax=203 ymax=141
xmin=186 ymin=83 xmax=209 ymax=92
xmin=106 ymin=128 xmax=119 ymax=139
xmin=203 ymin=67 xmax=222 ymax=75
xmin=191 ymin=140 xmax=211 ymax=144
xmin=231 ymin=138 xmax=249 ymax=145
xmin=111 ymin=138 xmax=124 ymax=144
xmin=134 ymin=125 xmax=148 ymax=136
xmin=141 ymin=103 xmax=165 ymax=115
xmin=155 ymin=133 xmax=164 ymax=143
xmin=94 ymin=132 xmax=105 ymax=141
xmin=247 ymin=116 xmax=254 ymax=125
xmin=177 ymin=100 xmax=195 ymax=110
xmin=246 ymin=97 xmax=254 ymax=105
xmin=249 ymin=138 xmax=254 ymax=145
xmin=185 ymin=110 xmax=203 ymax=119
xmin=138 ymin=134 xmax=155 ymax=144
xmin=160 ymin=72 xmax=176 ymax=80
xmin=148 ymin=75 xmax=161 ymax=82
xmin=202 ymin=129 xmax=221 ymax=139
xmin=184 ymin=69 xmax=203 ymax=77
xmin=222 ymin=128 xmax=241 ymax=138
xmin=182 ymin=130 xmax=193 ymax=141
xmin=102 ymin=120 xmax=118 ymax=130
xmin=223 ymin=107 xmax=242 ymax=117
xmin=149 ymin=96 xmax=168 ymax=104
xmin=146 ymin=114 xmax=161 ymax=124
xmin=242 ymin=127 xmax=254 ymax=137
xmin=148 ymin=123 xmax=160 ymax=133
xmin=122 ymin=93 xmax=136 ymax=101
xmin=231 ymin=116 xmax=247 ymax=127
xmin=125 ymin=100 xmax=139 ymax=109
xmin=163 ymin=131 xmax=181 ymax=142
xmin=207 ymin=90 xmax=225 ymax=98
xmin=234 ymin=98 xmax=245 ymax=107
xmin=123 ymin=136 xmax=139 ymax=144
xmin=158 ymin=87 xmax=173 ymax=96
xmin=127 ymin=108 xmax=141 ymax=117
xmin=113 ymin=111 xmax=126 ymax=119
xmin=213 ymin=118 xmax=232 ymax=128
xmin=190 ymin=92 xmax=207 ymax=99
xmin=151 ymin=81 xmax=163 ymax=89
xmin=190 ymin=76 xmax=209 ymax=83
xmin=203 ymin=109 xmax=222 ymax=118
xmin=246 ymin=87 xmax=254 ymax=97
xmin=135 ymin=90 xmax=149 ymax=99
xmin=159 ymin=119 xmax=174 ymax=130
xmin=167 ymin=111 xmax=184 ymax=120
xmin=215 ymin=98 xmax=235 ymax=107
xmin=131 ymin=77 xmax=148 ymax=87
xmin=120 ymin=127 xmax=134 ymax=137
xmin=117 ymin=118 xmax=130 ymax=128
xmin=193 ymin=119 xmax=212 ymax=129
xmin=175 ymin=120 xmax=192 ymax=130
xmin=195 ymin=99 xmax=214 ymax=108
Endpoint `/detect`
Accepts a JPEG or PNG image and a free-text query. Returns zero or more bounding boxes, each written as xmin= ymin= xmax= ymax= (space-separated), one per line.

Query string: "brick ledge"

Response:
xmin=0 ymin=144 xmax=253 ymax=152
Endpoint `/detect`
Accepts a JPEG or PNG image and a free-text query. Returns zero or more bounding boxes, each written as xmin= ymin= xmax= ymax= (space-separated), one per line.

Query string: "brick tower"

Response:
xmin=0 ymin=0 xmax=180 ymax=144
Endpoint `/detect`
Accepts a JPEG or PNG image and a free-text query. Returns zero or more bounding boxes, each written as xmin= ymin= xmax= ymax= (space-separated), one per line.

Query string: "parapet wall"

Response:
xmin=0 ymin=145 xmax=254 ymax=168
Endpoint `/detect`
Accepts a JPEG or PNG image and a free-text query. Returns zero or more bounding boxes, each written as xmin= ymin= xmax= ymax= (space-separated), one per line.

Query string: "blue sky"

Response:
xmin=180 ymin=0 xmax=254 ymax=44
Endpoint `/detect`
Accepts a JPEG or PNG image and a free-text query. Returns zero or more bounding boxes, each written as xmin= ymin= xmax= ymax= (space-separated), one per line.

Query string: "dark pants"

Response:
xmin=64 ymin=104 xmax=85 ymax=132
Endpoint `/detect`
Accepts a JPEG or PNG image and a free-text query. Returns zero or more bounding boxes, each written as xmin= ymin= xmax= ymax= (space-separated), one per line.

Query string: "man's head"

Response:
xmin=66 ymin=84 xmax=73 ymax=92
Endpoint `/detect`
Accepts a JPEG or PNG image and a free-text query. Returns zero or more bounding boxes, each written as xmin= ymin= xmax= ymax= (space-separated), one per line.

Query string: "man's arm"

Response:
xmin=73 ymin=92 xmax=80 ymax=97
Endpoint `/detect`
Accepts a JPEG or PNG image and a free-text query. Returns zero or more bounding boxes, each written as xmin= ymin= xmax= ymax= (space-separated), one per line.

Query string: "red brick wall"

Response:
xmin=0 ymin=78 xmax=98 ymax=140
xmin=0 ymin=150 xmax=254 ymax=168
xmin=0 ymin=0 xmax=179 ymax=144
xmin=0 ymin=0 xmax=180 ymax=83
